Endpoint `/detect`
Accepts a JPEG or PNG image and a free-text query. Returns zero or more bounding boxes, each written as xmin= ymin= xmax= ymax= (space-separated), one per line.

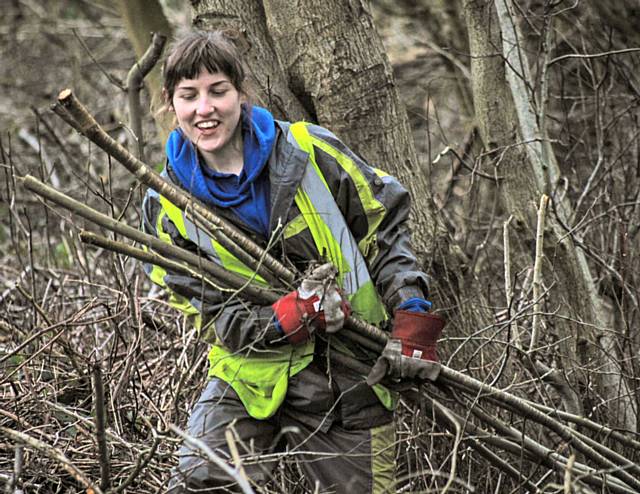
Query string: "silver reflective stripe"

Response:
xmin=287 ymin=130 xmax=373 ymax=296
xmin=159 ymin=169 xmax=222 ymax=263
xmin=299 ymin=166 xmax=373 ymax=295
xmin=183 ymin=215 xmax=221 ymax=263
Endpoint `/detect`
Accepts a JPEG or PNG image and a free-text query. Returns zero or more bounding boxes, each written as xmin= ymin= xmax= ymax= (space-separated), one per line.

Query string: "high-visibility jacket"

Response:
xmin=142 ymin=121 xmax=429 ymax=420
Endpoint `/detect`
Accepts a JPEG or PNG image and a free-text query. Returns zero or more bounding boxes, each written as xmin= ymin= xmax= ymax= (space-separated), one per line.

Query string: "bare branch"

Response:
xmin=529 ymin=194 xmax=548 ymax=353
xmin=547 ymin=47 xmax=640 ymax=67
xmin=91 ymin=360 xmax=111 ymax=491
xmin=0 ymin=427 xmax=104 ymax=494
xmin=169 ymin=425 xmax=256 ymax=494
xmin=126 ymin=32 xmax=167 ymax=161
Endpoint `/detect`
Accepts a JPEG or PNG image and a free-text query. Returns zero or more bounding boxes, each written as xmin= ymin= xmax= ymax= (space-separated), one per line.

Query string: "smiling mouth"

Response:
xmin=195 ymin=121 xmax=220 ymax=130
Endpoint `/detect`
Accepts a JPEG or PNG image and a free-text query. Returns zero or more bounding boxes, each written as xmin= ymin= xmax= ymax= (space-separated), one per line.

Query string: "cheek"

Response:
xmin=226 ymin=99 xmax=243 ymax=123
xmin=172 ymin=97 xmax=188 ymax=118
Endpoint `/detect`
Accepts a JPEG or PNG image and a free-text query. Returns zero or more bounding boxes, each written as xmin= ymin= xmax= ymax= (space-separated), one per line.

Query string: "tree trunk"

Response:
xmin=191 ymin=0 xmax=458 ymax=275
xmin=266 ymin=0 xmax=448 ymax=256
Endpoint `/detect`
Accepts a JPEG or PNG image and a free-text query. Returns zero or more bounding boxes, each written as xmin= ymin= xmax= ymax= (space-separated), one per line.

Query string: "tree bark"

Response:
xmin=191 ymin=0 xmax=458 ymax=271
xmin=264 ymin=0 xmax=446 ymax=255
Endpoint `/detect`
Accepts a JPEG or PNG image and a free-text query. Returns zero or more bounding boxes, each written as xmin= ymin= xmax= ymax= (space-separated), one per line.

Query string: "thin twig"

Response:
xmin=547 ymin=47 xmax=640 ymax=66
xmin=503 ymin=215 xmax=521 ymax=349
xmin=0 ymin=427 xmax=104 ymax=494
xmin=169 ymin=425 xmax=255 ymax=494
xmin=225 ymin=427 xmax=251 ymax=488
xmin=430 ymin=397 xmax=462 ymax=494
xmin=113 ymin=416 xmax=161 ymax=493
xmin=72 ymin=28 xmax=125 ymax=90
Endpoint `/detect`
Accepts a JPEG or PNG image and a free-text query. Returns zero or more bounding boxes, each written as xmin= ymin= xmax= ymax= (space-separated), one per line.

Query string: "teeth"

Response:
xmin=196 ymin=121 xmax=218 ymax=129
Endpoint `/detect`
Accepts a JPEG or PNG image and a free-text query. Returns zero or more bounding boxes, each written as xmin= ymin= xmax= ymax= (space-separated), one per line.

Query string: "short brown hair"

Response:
xmin=162 ymin=29 xmax=251 ymax=106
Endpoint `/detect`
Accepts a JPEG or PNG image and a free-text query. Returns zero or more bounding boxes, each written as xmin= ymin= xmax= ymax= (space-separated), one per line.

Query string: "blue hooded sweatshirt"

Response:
xmin=166 ymin=105 xmax=276 ymax=238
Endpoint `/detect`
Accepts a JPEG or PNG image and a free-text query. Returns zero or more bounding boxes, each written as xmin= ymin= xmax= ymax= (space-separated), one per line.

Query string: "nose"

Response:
xmin=196 ymin=95 xmax=213 ymax=115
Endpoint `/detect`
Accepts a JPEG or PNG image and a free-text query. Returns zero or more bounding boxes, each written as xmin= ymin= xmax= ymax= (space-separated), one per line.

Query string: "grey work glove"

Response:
xmin=366 ymin=339 xmax=441 ymax=386
xmin=297 ymin=263 xmax=348 ymax=333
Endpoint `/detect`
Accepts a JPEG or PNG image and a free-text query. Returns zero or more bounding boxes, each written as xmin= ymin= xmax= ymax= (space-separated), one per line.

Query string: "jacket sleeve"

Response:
xmin=141 ymin=188 xmax=286 ymax=352
xmin=305 ymin=124 xmax=430 ymax=311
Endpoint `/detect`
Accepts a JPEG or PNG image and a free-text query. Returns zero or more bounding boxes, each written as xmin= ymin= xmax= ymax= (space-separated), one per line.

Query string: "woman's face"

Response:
xmin=171 ymin=69 xmax=245 ymax=169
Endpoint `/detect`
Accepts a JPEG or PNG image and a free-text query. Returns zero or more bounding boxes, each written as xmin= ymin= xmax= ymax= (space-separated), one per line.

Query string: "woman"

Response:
xmin=143 ymin=29 xmax=443 ymax=493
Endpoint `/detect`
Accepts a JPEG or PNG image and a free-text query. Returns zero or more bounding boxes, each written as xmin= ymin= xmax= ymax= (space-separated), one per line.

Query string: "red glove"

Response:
xmin=391 ymin=310 xmax=445 ymax=362
xmin=367 ymin=310 xmax=445 ymax=386
xmin=272 ymin=264 xmax=351 ymax=345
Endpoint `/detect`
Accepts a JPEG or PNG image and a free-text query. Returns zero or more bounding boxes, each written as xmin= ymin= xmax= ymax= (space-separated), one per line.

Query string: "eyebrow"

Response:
xmin=175 ymin=80 xmax=232 ymax=90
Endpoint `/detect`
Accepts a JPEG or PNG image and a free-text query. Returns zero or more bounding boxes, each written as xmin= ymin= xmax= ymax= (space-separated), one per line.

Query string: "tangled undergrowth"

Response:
xmin=3 ymin=1 xmax=640 ymax=493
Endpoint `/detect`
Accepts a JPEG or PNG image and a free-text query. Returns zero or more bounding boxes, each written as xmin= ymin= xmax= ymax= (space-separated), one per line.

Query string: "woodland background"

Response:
xmin=1 ymin=0 xmax=640 ymax=492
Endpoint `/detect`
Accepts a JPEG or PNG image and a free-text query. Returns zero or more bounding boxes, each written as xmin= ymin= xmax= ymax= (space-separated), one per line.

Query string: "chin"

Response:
xmin=199 ymin=141 xmax=224 ymax=154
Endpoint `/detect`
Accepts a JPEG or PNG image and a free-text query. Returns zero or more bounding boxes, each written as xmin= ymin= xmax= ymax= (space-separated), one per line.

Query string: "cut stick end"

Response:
xmin=57 ymin=88 xmax=72 ymax=102
xmin=18 ymin=174 xmax=35 ymax=187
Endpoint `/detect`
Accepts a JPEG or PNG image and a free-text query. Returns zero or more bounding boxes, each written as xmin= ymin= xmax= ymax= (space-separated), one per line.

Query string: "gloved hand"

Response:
xmin=367 ymin=309 xmax=445 ymax=386
xmin=272 ymin=263 xmax=351 ymax=345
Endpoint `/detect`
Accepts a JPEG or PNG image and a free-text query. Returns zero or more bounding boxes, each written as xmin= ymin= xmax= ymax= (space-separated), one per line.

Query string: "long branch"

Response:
xmin=337 ymin=353 xmax=639 ymax=492
xmin=21 ymin=175 xmax=274 ymax=303
xmin=425 ymin=391 xmax=637 ymax=494
xmin=79 ymin=231 xmax=265 ymax=301
xmin=80 ymin=231 xmax=389 ymax=361
xmin=438 ymin=367 xmax=640 ymax=491
xmin=526 ymin=401 xmax=640 ymax=452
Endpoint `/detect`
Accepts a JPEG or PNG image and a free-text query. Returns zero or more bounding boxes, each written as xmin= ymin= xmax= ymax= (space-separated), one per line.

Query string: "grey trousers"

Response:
xmin=168 ymin=363 xmax=395 ymax=493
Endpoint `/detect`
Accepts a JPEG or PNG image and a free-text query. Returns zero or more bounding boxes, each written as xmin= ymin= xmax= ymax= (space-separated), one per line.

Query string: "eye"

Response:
xmin=179 ymin=92 xmax=197 ymax=100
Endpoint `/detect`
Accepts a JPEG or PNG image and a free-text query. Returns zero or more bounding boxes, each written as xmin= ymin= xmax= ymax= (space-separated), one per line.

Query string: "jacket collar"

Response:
xmin=267 ymin=120 xmax=309 ymax=235
xmin=166 ymin=120 xmax=309 ymax=245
